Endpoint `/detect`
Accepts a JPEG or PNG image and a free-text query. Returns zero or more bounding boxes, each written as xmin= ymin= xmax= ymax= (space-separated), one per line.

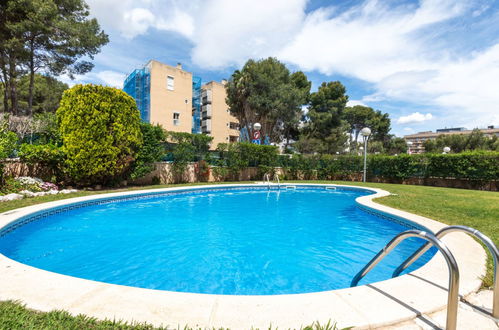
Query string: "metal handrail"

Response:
xmin=263 ymin=173 xmax=280 ymax=190
xmin=274 ymin=173 xmax=280 ymax=190
xmin=393 ymin=225 xmax=499 ymax=318
xmin=351 ymin=229 xmax=459 ymax=330
xmin=263 ymin=173 xmax=270 ymax=189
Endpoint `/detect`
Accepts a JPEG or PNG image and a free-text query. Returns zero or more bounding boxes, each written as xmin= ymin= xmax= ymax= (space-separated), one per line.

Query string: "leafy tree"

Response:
xmin=384 ymin=137 xmax=408 ymax=155
xmin=0 ymin=74 xmax=68 ymax=116
xmin=343 ymin=105 xmax=391 ymax=152
xmin=423 ymin=129 xmax=499 ymax=153
xmin=226 ymin=58 xmax=309 ymax=143
xmin=0 ymin=0 xmax=108 ymax=115
xmin=57 ymin=85 xmax=143 ymax=186
xmin=299 ymin=81 xmax=349 ymax=154
xmin=130 ymin=123 xmax=166 ymax=180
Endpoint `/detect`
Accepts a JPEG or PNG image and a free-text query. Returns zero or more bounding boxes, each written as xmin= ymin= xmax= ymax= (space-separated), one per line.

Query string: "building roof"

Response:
xmin=404 ymin=127 xmax=499 ymax=139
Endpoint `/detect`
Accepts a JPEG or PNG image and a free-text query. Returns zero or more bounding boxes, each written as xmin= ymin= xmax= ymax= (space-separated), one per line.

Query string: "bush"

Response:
xmin=18 ymin=143 xmax=64 ymax=166
xmin=279 ymin=151 xmax=499 ymax=182
xmin=215 ymin=142 xmax=279 ymax=180
xmin=425 ymin=151 xmax=499 ymax=180
xmin=18 ymin=143 xmax=65 ymax=182
xmin=57 ymin=85 xmax=142 ymax=186
xmin=0 ymin=120 xmax=18 ymax=185
xmin=166 ymin=132 xmax=212 ymax=182
xmin=130 ymin=123 xmax=166 ymax=180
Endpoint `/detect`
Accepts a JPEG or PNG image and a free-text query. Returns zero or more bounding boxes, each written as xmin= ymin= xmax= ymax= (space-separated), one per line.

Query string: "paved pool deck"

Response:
xmin=0 ymin=184 xmax=488 ymax=329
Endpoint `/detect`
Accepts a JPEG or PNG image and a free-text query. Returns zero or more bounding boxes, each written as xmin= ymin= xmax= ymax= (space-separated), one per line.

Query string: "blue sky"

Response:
xmin=67 ymin=0 xmax=499 ymax=137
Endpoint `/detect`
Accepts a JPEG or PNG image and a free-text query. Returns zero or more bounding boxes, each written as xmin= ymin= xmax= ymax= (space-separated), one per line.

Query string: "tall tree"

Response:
xmin=343 ymin=105 xmax=391 ymax=152
xmin=0 ymin=73 xmax=68 ymax=114
xmin=0 ymin=0 xmax=108 ymax=116
xmin=298 ymin=81 xmax=349 ymax=154
xmin=226 ymin=58 xmax=309 ymax=144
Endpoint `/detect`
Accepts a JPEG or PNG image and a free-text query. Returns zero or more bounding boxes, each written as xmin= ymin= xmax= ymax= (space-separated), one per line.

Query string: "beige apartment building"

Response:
xmin=404 ymin=126 xmax=499 ymax=153
xmin=124 ymin=60 xmax=240 ymax=149
xmin=201 ymin=81 xmax=240 ymax=147
xmin=148 ymin=60 xmax=193 ymax=133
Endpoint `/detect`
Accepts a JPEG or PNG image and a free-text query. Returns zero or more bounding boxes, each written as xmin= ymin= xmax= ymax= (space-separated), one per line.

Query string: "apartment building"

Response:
xmin=123 ymin=60 xmax=239 ymax=148
xmin=201 ymin=81 xmax=239 ymax=147
xmin=404 ymin=126 xmax=499 ymax=153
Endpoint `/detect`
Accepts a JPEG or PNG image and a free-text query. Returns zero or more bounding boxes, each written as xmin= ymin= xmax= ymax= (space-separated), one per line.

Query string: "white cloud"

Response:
xmin=122 ymin=8 xmax=155 ymax=39
xmin=86 ymin=0 xmax=196 ymax=40
xmin=84 ymin=0 xmax=499 ymax=128
xmin=190 ymin=0 xmax=307 ymax=69
xmin=95 ymin=71 xmax=126 ymax=88
xmin=347 ymin=100 xmax=367 ymax=107
xmin=397 ymin=112 xmax=433 ymax=124
xmin=58 ymin=71 xmax=125 ymax=88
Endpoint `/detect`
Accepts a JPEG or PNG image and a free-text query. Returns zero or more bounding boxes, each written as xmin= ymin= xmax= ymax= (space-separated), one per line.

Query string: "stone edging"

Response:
xmin=0 ymin=184 xmax=487 ymax=329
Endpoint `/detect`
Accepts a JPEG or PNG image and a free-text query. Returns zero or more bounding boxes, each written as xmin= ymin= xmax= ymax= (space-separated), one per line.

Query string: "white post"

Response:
xmin=360 ymin=127 xmax=371 ymax=183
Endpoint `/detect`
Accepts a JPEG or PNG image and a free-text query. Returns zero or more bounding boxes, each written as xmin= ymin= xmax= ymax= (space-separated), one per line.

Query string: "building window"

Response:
xmin=167 ymin=76 xmax=174 ymax=90
xmin=229 ymin=122 xmax=239 ymax=130
xmin=173 ymin=112 xmax=180 ymax=126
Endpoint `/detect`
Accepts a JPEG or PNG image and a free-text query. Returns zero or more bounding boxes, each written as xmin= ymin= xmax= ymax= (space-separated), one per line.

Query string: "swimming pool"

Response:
xmin=0 ymin=185 xmax=435 ymax=295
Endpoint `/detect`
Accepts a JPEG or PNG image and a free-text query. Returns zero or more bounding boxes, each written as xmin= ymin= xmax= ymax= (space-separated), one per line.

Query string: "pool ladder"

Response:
xmin=263 ymin=173 xmax=281 ymax=190
xmin=350 ymin=226 xmax=499 ymax=330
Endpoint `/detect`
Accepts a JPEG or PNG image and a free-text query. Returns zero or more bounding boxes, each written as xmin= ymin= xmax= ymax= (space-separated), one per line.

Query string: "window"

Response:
xmin=173 ymin=112 xmax=180 ymax=126
xmin=229 ymin=122 xmax=239 ymax=130
xmin=167 ymin=76 xmax=174 ymax=90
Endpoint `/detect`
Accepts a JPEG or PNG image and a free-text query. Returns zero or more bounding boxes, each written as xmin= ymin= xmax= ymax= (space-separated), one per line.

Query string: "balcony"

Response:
xmin=201 ymin=104 xmax=212 ymax=119
xmin=201 ymin=89 xmax=212 ymax=104
xmin=202 ymin=119 xmax=212 ymax=133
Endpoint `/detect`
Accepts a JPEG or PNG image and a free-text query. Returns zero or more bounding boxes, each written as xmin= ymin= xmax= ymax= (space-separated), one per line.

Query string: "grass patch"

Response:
xmin=0 ymin=300 xmax=342 ymax=329
xmin=0 ymin=300 xmax=164 ymax=329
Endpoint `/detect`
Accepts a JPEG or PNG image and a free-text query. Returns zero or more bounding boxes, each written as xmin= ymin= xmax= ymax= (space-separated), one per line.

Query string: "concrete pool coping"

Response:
xmin=0 ymin=183 xmax=487 ymax=329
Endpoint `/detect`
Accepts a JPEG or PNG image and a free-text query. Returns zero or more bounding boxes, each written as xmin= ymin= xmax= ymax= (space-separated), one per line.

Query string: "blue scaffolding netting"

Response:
xmin=192 ymin=76 xmax=202 ymax=134
xmin=123 ymin=68 xmax=151 ymax=122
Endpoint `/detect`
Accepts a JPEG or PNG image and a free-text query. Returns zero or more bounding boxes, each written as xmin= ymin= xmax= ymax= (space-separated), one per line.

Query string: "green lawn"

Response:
xmin=0 ymin=181 xmax=497 ymax=329
xmin=0 ymin=300 xmax=338 ymax=330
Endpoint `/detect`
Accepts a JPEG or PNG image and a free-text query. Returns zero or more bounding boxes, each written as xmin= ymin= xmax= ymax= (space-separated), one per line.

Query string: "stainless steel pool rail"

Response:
xmin=350 ymin=229 xmax=459 ymax=330
xmin=393 ymin=225 xmax=499 ymax=318
xmin=263 ymin=173 xmax=280 ymax=190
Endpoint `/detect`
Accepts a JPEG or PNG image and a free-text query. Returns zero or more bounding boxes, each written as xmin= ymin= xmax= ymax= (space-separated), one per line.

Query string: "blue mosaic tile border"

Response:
xmin=0 ymin=185 xmax=376 ymax=238
xmin=355 ymin=202 xmax=429 ymax=231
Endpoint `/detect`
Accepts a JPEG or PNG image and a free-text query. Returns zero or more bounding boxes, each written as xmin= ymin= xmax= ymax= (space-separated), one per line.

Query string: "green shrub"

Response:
xmin=215 ymin=142 xmax=279 ymax=180
xmin=0 ymin=122 xmax=17 ymax=160
xmin=0 ymin=121 xmax=18 ymax=186
xmin=425 ymin=151 xmax=499 ymax=180
xmin=18 ymin=143 xmax=64 ymax=166
xmin=18 ymin=143 xmax=65 ymax=182
xmin=166 ymin=132 xmax=212 ymax=182
xmin=130 ymin=123 xmax=166 ymax=180
xmin=57 ymin=85 xmax=143 ymax=186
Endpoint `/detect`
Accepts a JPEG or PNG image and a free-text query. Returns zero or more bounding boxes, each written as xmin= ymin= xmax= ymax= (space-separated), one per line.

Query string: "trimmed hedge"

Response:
xmin=278 ymin=151 xmax=499 ymax=181
xmin=211 ymin=147 xmax=498 ymax=181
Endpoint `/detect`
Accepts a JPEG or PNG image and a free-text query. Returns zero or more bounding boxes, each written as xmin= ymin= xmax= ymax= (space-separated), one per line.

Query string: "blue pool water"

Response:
xmin=0 ymin=186 xmax=435 ymax=295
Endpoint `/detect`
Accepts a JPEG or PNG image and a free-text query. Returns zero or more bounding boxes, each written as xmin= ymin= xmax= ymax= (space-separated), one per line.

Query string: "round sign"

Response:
xmin=253 ymin=131 xmax=261 ymax=139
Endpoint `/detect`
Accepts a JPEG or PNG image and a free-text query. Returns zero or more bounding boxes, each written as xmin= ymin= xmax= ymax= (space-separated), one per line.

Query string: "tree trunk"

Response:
xmin=284 ymin=127 xmax=290 ymax=150
xmin=0 ymin=56 xmax=11 ymax=113
xmin=8 ymin=55 xmax=18 ymax=115
xmin=28 ymin=38 xmax=35 ymax=117
xmin=1 ymin=81 xmax=8 ymax=113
